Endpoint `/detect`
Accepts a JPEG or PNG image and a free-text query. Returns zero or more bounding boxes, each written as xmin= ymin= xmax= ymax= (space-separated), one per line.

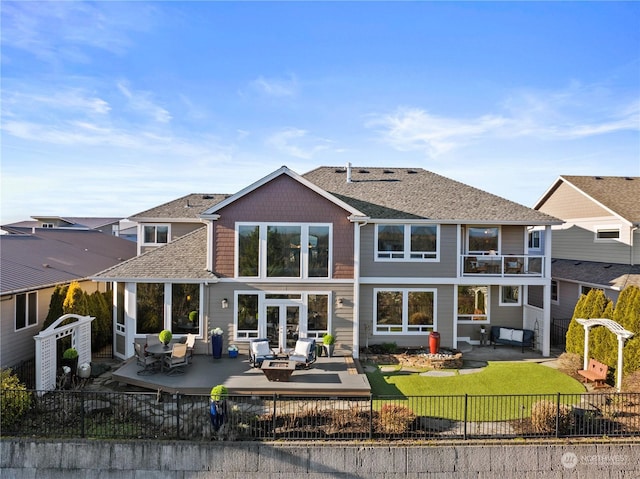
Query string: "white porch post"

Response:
xmin=582 ymin=324 xmax=590 ymax=371
xmin=542 ymin=225 xmax=552 ymax=357
xmin=351 ymin=221 xmax=363 ymax=359
xmin=616 ymin=336 xmax=625 ymax=392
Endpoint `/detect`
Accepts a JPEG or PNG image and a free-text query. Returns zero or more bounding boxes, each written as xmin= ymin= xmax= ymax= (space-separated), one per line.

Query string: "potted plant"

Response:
xmin=158 ymin=329 xmax=172 ymax=348
xmin=62 ymin=347 xmax=79 ymax=375
xmin=227 ymin=344 xmax=239 ymax=358
xmin=209 ymin=384 xmax=228 ymax=432
xmin=210 ymin=327 xmax=224 ymax=359
xmin=322 ymin=333 xmax=335 ymax=357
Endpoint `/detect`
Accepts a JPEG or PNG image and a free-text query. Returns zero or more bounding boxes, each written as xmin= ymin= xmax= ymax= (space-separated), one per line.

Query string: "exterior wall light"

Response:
xmin=221 ymin=298 xmax=229 ymax=309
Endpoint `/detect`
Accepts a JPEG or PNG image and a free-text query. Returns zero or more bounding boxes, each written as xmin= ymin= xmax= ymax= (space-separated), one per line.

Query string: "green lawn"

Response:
xmin=367 ymin=362 xmax=586 ymax=421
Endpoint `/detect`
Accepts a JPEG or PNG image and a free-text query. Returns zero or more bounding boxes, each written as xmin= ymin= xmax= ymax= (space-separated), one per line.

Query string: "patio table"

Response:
xmin=146 ymin=343 xmax=175 ymax=371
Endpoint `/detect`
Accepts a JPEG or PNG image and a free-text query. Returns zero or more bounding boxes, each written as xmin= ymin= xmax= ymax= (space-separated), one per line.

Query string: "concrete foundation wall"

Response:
xmin=2 ymin=439 xmax=639 ymax=478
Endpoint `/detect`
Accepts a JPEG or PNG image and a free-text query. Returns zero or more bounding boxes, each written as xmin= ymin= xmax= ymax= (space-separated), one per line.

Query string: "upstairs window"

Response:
xmin=467 ymin=227 xmax=500 ymax=254
xmin=143 ymin=224 xmax=169 ymax=245
xmin=376 ymin=224 xmax=439 ymax=261
xmin=236 ymin=223 xmax=331 ymax=279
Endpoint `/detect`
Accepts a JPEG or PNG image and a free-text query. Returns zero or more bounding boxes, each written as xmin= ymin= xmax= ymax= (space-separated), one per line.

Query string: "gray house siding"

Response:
xmin=552 ymin=225 xmax=634 ymax=264
xmin=360 ymin=224 xmax=458 ymax=278
xmin=359 ymin=284 xmax=454 ymax=350
xmin=501 ymin=225 xmax=525 ymax=254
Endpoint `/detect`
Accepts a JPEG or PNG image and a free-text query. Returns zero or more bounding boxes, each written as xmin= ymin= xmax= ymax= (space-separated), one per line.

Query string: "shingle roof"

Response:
xmin=93 ymin=227 xmax=216 ymax=281
xmin=0 ymin=229 xmax=137 ymax=294
xmin=551 ymin=258 xmax=640 ymax=290
xmin=559 ymin=176 xmax=640 ymax=223
xmin=303 ymin=166 xmax=560 ymax=224
xmin=130 ymin=193 xmax=230 ymax=220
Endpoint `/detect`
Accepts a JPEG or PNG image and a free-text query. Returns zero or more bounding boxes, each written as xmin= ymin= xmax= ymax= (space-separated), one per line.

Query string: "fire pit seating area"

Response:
xmin=490 ymin=326 xmax=534 ymax=352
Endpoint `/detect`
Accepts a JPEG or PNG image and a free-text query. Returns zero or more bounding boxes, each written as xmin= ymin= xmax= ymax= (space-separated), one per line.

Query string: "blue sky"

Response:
xmin=2 ymin=1 xmax=639 ymax=226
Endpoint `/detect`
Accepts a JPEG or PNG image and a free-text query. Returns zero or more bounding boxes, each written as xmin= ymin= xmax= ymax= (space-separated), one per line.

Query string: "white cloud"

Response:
xmin=368 ymin=84 xmax=639 ymax=157
xmin=266 ymin=128 xmax=333 ymax=159
xmin=117 ymin=81 xmax=172 ymax=123
xmin=250 ymin=75 xmax=298 ymax=97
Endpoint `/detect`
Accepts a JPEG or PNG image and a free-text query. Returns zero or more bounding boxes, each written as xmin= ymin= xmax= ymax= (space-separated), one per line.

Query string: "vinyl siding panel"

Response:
xmin=552 ymin=224 xmax=634 ymax=264
xmin=359 ymin=284 xmax=454 ymax=350
xmin=360 ymin=224 xmax=458 ymax=278
xmin=501 ymin=226 xmax=525 ymax=254
xmin=539 ymin=181 xmax=610 ymax=219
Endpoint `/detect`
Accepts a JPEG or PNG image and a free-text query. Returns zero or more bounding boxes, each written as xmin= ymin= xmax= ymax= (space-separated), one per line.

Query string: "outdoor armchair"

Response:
xmin=249 ymin=338 xmax=276 ymax=368
xmin=134 ymin=342 xmax=159 ymax=375
xmin=288 ymin=338 xmax=317 ymax=369
xmin=163 ymin=343 xmax=189 ymax=375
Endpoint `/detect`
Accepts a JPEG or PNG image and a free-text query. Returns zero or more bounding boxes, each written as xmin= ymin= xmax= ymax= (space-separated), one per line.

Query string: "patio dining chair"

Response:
xmin=185 ymin=333 xmax=196 ymax=363
xmin=134 ymin=342 xmax=159 ymax=375
xmin=146 ymin=334 xmax=161 ymax=347
xmin=163 ymin=343 xmax=189 ymax=375
xmin=249 ymin=338 xmax=276 ymax=368
xmin=288 ymin=338 xmax=317 ymax=369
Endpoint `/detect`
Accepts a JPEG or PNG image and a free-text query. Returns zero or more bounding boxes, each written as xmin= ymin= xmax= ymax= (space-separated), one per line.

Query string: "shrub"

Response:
xmin=376 ymin=404 xmax=415 ymax=434
xmin=557 ymin=352 xmax=582 ymax=375
xmin=210 ymin=385 xmax=229 ymax=401
xmin=530 ymin=400 xmax=573 ymax=434
xmin=323 ymin=333 xmax=335 ymax=345
xmin=158 ymin=329 xmax=172 ymax=345
xmin=189 ymin=310 xmax=198 ymax=322
xmin=0 ymin=369 xmax=31 ymax=429
xmin=63 ymin=281 xmax=89 ymax=315
xmin=63 ymin=348 xmax=78 ymax=359
xmin=380 ymin=342 xmax=397 ymax=354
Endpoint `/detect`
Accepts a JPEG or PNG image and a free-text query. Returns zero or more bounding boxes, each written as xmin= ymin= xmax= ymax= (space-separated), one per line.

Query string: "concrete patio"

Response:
xmin=110 ymin=353 xmax=371 ymax=397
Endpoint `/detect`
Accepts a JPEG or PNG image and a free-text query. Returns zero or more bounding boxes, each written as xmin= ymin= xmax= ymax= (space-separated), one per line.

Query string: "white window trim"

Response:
xmin=551 ymin=280 xmax=559 ymax=304
xmin=499 ymin=285 xmax=522 ymax=306
xmin=141 ymin=223 xmax=171 ymax=246
xmin=594 ymin=225 xmax=621 ymax=242
xmin=528 ymin=230 xmax=541 ymax=250
xmin=374 ymin=224 xmax=440 ymax=262
xmin=373 ymin=288 xmax=437 ymax=335
xmin=235 ymin=222 xmax=333 ymax=280
xmin=15 ymin=291 xmax=38 ymax=331
xmin=232 ymin=290 xmax=333 ymax=341
xmin=466 ymin=225 xmax=501 ymax=255
xmin=457 ymin=285 xmax=490 ymax=324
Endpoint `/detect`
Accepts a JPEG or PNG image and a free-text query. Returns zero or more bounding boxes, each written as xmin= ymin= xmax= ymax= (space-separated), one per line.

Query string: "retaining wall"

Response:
xmin=1 ymin=439 xmax=639 ymax=478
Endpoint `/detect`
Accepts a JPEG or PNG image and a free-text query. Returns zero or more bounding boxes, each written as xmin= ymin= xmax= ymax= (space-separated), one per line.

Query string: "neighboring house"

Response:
xmin=2 ymin=215 xmax=122 ymax=235
xmin=0 ymin=229 xmax=137 ymax=367
xmin=129 ymin=193 xmax=230 ymax=255
xmin=534 ymin=175 xmax=640 ymax=321
xmin=93 ymin=165 xmax=560 ymax=362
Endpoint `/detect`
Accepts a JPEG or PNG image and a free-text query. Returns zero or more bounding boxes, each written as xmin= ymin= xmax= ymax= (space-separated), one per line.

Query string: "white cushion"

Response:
xmin=499 ymin=328 xmax=513 ymax=340
xmin=294 ymin=340 xmax=311 ymax=356
xmin=252 ymin=341 xmax=271 ymax=356
xmin=512 ymin=330 xmax=524 ymax=343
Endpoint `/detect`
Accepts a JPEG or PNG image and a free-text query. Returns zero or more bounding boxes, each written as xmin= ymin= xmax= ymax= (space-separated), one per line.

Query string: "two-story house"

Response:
xmin=534 ymin=175 xmax=640 ymax=322
xmin=94 ymin=165 xmax=560 ymax=361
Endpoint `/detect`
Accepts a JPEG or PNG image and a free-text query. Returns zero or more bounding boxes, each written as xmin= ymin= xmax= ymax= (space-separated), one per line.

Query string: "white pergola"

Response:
xmin=575 ymin=318 xmax=634 ymax=392
xmin=33 ymin=313 xmax=94 ymax=392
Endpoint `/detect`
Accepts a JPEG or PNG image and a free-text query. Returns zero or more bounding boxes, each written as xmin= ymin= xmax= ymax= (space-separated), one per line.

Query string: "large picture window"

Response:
xmin=136 ymin=283 xmax=164 ymax=333
xmin=307 ymin=294 xmax=329 ymax=338
xmin=171 ymin=284 xmax=200 ymax=334
xmin=458 ymin=285 xmax=489 ymax=323
xmin=236 ymin=294 xmax=259 ymax=339
xmin=236 ymin=223 xmax=331 ymax=279
xmin=467 ymin=227 xmax=499 ymax=254
xmin=15 ymin=291 xmax=37 ymax=330
xmin=374 ymin=289 xmax=435 ymax=334
xmin=376 ymin=224 xmax=439 ymax=261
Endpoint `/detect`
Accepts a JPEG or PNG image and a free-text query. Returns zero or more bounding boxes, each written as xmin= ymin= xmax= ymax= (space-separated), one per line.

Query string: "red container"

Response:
xmin=429 ymin=331 xmax=440 ymax=354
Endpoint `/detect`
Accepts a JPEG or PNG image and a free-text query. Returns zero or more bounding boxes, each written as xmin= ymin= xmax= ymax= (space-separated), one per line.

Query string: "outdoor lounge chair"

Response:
xmin=249 ymin=338 xmax=276 ymax=368
xmin=288 ymin=338 xmax=317 ymax=369
xmin=185 ymin=333 xmax=196 ymax=363
xmin=163 ymin=343 xmax=189 ymax=375
xmin=134 ymin=342 xmax=159 ymax=375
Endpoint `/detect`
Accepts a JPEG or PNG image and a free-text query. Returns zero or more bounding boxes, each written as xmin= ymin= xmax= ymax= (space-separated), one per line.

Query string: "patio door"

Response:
xmin=265 ymin=301 xmax=301 ymax=352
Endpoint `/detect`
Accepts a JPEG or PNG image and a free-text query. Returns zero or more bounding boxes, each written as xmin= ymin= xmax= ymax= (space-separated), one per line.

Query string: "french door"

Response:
xmin=265 ymin=300 xmax=301 ymax=352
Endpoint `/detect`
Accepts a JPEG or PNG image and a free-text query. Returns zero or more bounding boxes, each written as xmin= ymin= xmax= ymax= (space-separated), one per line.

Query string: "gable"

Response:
xmin=537 ymin=181 xmax=611 ymax=219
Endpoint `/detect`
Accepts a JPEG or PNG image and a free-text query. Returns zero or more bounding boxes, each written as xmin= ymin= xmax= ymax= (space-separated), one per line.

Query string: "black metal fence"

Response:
xmin=551 ymin=318 xmax=571 ymax=349
xmin=2 ymin=389 xmax=638 ymax=441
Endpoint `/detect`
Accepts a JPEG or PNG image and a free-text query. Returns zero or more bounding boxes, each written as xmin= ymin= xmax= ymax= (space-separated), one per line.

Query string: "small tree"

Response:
xmin=63 ymin=281 xmax=89 ymax=316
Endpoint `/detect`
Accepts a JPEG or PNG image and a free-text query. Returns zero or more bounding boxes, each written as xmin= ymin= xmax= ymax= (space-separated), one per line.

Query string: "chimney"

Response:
xmin=346 ymin=162 xmax=352 ymax=183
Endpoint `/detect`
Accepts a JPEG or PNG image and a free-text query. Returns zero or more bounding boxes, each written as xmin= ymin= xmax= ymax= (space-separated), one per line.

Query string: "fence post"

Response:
xmin=555 ymin=392 xmax=561 ymax=439
xmin=369 ymin=394 xmax=374 ymax=440
xmin=80 ymin=391 xmax=86 ymax=438
xmin=463 ymin=394 xmax=468 ymax=440
xmin=176 ymin=392 xmax=181 ymax=440
xmin=272 ymin=394 xmax=277 ymax=440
